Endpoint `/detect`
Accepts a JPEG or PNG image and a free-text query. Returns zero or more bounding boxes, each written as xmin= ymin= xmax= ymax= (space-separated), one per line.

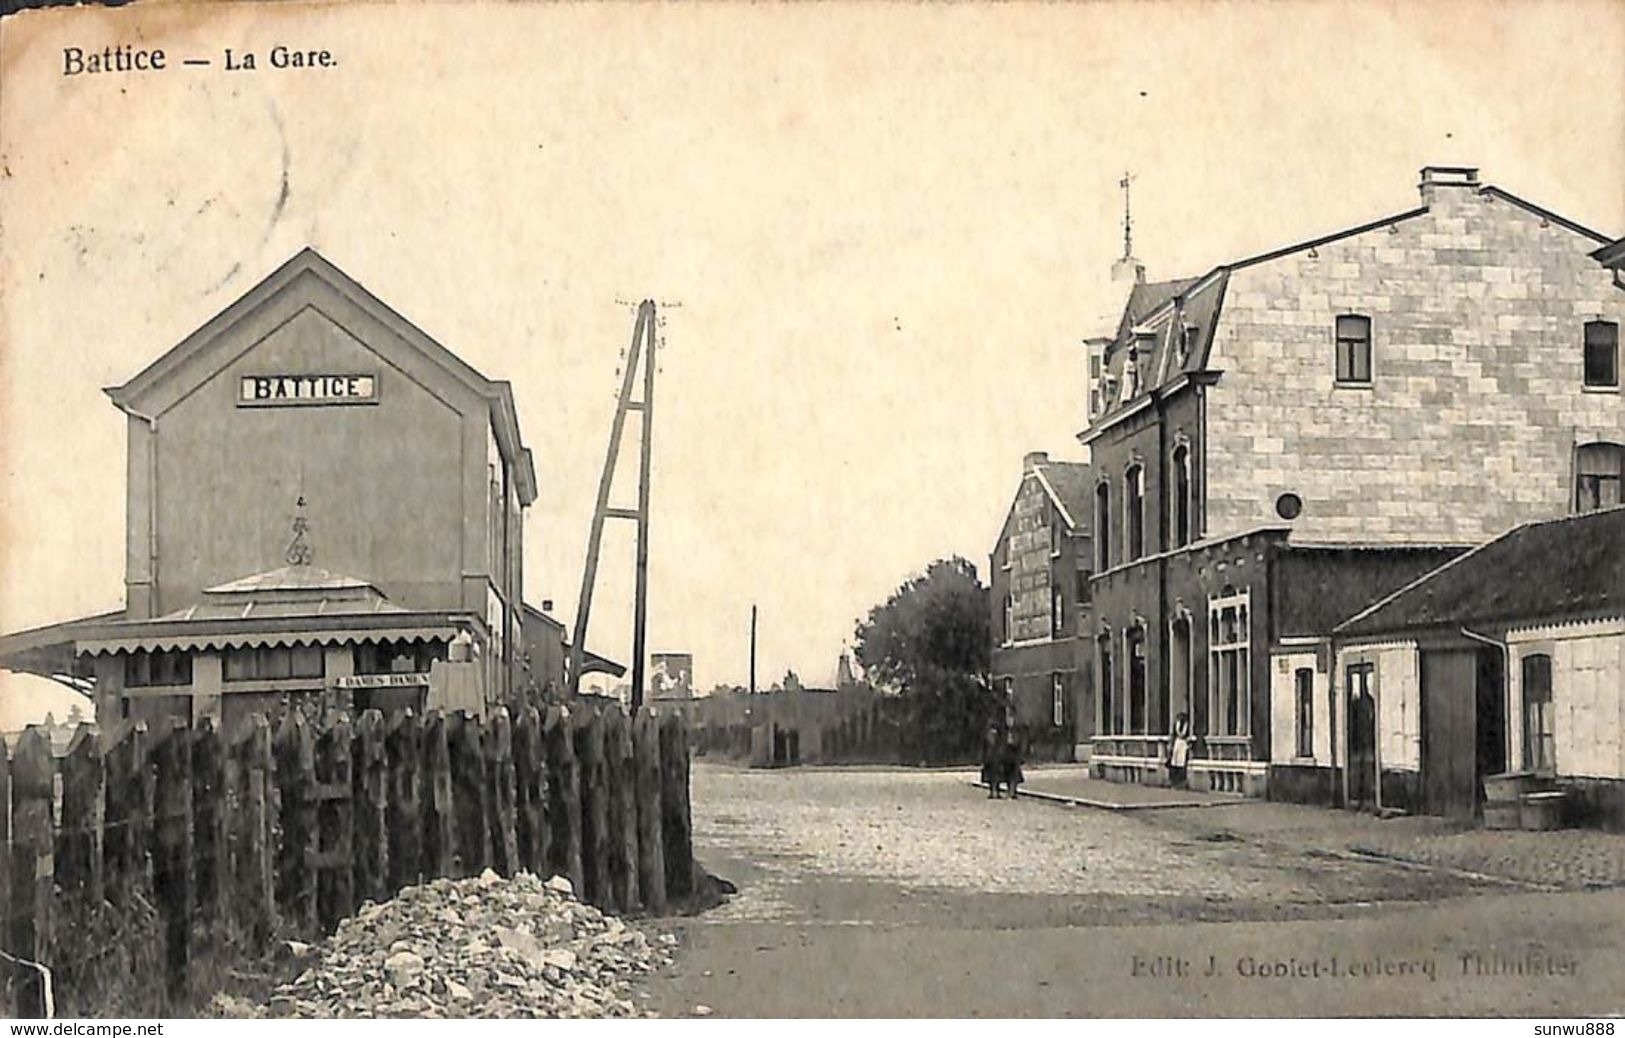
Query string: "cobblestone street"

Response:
xmin=643 ymin=763 xmax=1625 ymax=1017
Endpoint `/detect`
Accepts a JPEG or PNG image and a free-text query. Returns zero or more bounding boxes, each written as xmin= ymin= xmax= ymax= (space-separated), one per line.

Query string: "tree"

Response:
xmin=782 ymin=669 xmax=804 ymax=693
xmin=854 ymin=556 xmax=996 ymax=763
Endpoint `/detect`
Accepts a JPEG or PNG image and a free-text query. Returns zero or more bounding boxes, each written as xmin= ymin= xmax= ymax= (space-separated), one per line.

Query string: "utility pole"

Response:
xmin=570 ymin=300 xmax=659 ymax=712
xmin=749 ymin=605 xmax=757 ymax=696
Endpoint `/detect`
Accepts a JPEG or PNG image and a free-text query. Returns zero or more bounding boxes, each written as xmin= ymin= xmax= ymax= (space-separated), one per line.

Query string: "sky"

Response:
xmin=2 ymin=0 xmax=1623 ymax=711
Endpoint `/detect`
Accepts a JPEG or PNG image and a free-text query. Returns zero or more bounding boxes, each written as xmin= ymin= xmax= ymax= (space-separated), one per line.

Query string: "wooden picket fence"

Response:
xmin=0 ymin=702 xmax=694 ymax=1018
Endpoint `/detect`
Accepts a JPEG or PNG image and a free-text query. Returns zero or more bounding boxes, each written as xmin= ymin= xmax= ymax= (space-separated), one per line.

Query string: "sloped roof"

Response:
xmin=206 ymin=565 xmax=377 ymax=595
xmin=1084 ymin=171 xmax=1620 ymax=440
xmin=1335 ymin=506 xmax=1625 ymax=638
xmin=1037 ymin=461 xmax=1093 ymax=531
xmin=104 ymin=248 xmax=537 ymax=505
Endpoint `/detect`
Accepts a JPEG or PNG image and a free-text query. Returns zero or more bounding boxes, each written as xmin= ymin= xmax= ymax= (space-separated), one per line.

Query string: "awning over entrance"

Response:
xmin=0 ymin=609 xmax=123 ymax=679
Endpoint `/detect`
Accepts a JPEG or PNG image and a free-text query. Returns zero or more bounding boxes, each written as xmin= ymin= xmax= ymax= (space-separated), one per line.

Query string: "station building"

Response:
xmin=0 ymin=248 xmax=588 ymax=734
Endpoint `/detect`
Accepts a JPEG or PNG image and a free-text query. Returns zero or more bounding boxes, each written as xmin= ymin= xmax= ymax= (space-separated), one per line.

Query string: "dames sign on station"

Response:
xmin=238 ymin=373 xmax=378 ymax=406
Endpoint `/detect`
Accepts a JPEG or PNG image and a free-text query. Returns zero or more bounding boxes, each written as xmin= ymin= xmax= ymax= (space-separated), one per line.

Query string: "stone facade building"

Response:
xmin=1080 ymin=166 xmax=1625 ymax=799
xmin=988 ymin=451 xmax=1093 ymax=761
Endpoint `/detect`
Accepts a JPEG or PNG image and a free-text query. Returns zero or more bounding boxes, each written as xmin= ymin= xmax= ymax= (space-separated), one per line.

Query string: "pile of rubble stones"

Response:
xmin=246 ymin=870 xmax=679 ymax=1019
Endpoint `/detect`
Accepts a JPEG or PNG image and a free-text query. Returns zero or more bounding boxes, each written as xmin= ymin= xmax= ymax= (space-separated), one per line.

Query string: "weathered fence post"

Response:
xmin=633 ymin=710 xmax=666 ymax=915
xmin=191 ymin=719 xmax=227 ymax=929
xmin=575 ymin=709 xmax=610 ymax=908
xmin=544 ymin=706 xmax=583 ymax=895
xmin=605 ymin=708 xmax=640 ymax=913
xmin=232 ymin=715 xmax=276 ymax=949
xmin=0 ymin=734 xmax=10 ymax=1013
xmin=486 ymin=709 xmax=519 ymax=878
xmin=151 ymin=719 xmax=194 ymax=1003
xmin=104 ymin=721 xmax=152 ymax=911
xmin=59 ymin=725 xmax=106 ymax=909
xmin=353 ymin=710 xmax=389 ymax=906
xmin=274 ymin=712 xmax=318 ymax=935
xmin=386 ymin=710 xmax=423 ymax=891
xmin=660 ymin=713 xmax=695 ymax=900
xmin=315 ymin=715 xmax=355 ymax=930
xmin=8 ymin=728 xmax=53 ymax=1018
xmin=421 ymin=712 xmax=455 ymax=881
xmin=511 ymin=706 xmax=548 ymax=876
xmin=447 ymin=712 xmax=490 ymax=877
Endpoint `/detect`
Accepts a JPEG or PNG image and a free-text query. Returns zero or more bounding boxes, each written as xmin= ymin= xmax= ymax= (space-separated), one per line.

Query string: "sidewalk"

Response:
xmin=1009 ymin=767 xmax=1625 ymax=892
xmin=998 ymin=764 xmax=1245 ymax=810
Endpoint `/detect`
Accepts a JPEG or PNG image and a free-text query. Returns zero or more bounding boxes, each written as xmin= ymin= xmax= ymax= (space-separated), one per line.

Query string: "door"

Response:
xmin=1420 ymin=649 xmax=1478 ymax=820
xmin=1346 ymin=663 xmax=1376 ymax=809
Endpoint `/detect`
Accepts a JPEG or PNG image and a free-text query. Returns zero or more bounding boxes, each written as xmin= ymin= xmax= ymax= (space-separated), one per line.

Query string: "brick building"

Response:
xmin=0 ymin=249 xmax=559 ymax=733
xmin=988 ymin=451 xmax=1094 ymax=761
xmin=1080 ymin=166 xmax=1624 ymax=798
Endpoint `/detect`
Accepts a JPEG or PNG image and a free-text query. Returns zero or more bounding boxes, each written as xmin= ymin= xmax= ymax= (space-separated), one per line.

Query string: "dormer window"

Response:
xmin=1335 ymin=314 xmax=1373 ymax=385
xmin=1585 ymin=320 xmax=1619 ymax=388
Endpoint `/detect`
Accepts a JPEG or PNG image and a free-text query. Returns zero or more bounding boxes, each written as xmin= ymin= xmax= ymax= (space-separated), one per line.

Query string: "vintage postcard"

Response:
xmin=1 ymin=0 xmax=1623 ymax=1023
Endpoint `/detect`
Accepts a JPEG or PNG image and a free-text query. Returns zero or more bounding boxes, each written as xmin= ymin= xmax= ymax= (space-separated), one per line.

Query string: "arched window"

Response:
xmin=1171 ymin=444 xmax=1192 ymax=547
xmin=1576 ymin=442 xmax=1624 ymax=512
xmin=1127 ymin=625 xmax=1148 ymax=734
xmin=1335 ymin=314 xmax=1373 ymax=384
xmin=1095 ymin=481 xmax=1112 ymax=570
xmin=1125 ymin=464 xmax=1146 ymax=561
xmin=1585 ymin=320 xmax=1619 ymax=389
xmin=1098 ymin=632 xmax=1118 ymax=736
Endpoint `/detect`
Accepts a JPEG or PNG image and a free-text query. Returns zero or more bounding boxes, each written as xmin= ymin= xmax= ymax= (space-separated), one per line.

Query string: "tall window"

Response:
xmin=1076 ymin=569 xmax=1092 ymax=606
xmin=1522 ymin=653 xmax=1555 ymax=773
xmin=1052 ymin=673 xmax=1066 ymax=727
xmin=1207 ymin=590 xmax=1251 ymax=736
xmin=1171 ymin=444 xmax=1192 ymax=548
xmin=1585 ymin=320 xmax=1619 ymax=388
xmin=1095 ymin=482 xmax=1112 ymax=570
xmin=1125 ymin=465 xmax=1146 ymax=561
xmin=1294 ymin=668 xmax=1314 ymax=758
xmin=1335 ymin=314 xmax=1373 ymax=384
xmin=1051 ymin=586 xmax=1065 ymax=638
xmin=1099 ymin=634 xmax=1118 ymax=736
xmin=1576 ymin=442 xmax=1624 ymax=512
xmin=1002 ymin=593 xmax=1014 ymax=645
xmin=1051 ymin=508 xmax=1063 ymax=556
xmin=1127 ymin=625 xmax=1147 ymax=734
xmin=125 ymin=649 xmax=192 ymax=688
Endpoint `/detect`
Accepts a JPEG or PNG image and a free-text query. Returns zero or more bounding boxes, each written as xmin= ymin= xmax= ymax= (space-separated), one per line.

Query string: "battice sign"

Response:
xmin=335 ymin=673 xmax=430 ymax=689
xmin=238 ymin=373 xmax=378 ymax=406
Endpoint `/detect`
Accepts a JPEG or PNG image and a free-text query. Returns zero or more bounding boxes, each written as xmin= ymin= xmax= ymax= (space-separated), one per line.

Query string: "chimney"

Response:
xmin=1419 ymin=165 xmax=1480 ymax=207
xmin=1024 ymin=450 xmax=1050 ymax=473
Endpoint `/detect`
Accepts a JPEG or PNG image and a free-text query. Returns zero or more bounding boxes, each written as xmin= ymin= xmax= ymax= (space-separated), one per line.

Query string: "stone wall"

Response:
xmin=1205 ymin=184 xmax=1624 ymax=545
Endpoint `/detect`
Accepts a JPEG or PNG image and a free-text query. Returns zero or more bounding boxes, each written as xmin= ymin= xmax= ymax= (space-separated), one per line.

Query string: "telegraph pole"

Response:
xmin=749 ymin=605 xmax=758 ymax=696
xmin=570 ymin=300 xmax=660 ymax=712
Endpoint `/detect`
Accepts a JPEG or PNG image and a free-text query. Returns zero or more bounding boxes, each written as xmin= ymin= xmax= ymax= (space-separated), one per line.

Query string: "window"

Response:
xmin=1294 ymin=668 xmax=1314 ymax=758
xmin=1127 ymin=625 xmax=1147 ymax=734
xmin=1125 ymin=464 xmax=1145 ymax=561
xmin=1171 ymin=445 xmax=1192 ymax=547
xmin=224 ymin=644 xmax=325 ymax=682
xmin=1275 ymin=492 xmax=1303 ymax=521
xmin=1521 ymin=653 xmax=1555 ymax=773
xmin=1207 ymin=590 xmax=1251 ymax=736
xmin=1585 ymin=320 xmax=1619 ymax=388
xmin=1051 ymin=586 xmax=1065 ymax=638
xmin=1002 ymin=593 xmax=1014 ymax=645
xmin=353 ymin=640 xmax=445 ymax=676
xmin=124 ymin=649 xmax=192 ymax=688
xmin=1335 ymin=314 xmax=1372 ymax=384
xmin=1076 ymin=569 xmax=1092 ymax=606
xmin=1576 ymin=443 xmax=1624 ymax=512
xmin=1095 ymin=482 xmax=1112 ymax=570
xmin=1050 ymin=508 xmax=1063 ymax=556
xmin=1052 ymin=674 xmax=1066 ymax=727
xmin=1098 ymin=634 xmax=1117 ymax=735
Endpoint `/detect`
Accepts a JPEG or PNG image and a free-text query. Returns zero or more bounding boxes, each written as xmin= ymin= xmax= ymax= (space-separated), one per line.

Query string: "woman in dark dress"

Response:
xmin=981 ymin=724 xmax=1003 ymax=797
xmin=1000 ymin=726 xmax=1025 ymax=799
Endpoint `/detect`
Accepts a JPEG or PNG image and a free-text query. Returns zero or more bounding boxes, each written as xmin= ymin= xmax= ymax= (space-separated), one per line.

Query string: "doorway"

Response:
xmin=1346 ymin=663 xmax=1376 ymax=809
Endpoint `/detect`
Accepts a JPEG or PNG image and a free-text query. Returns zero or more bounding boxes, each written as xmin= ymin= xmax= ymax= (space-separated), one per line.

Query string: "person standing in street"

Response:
xmin=1169 ymin=712 xmax=1192 ymax=789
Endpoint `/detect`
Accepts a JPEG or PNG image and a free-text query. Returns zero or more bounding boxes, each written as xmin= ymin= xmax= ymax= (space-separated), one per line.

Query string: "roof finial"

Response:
xmin=1120 ymin=170 xmax=1135 ymax=261
xmin=286 ymin=495 xmax=313 ymax=567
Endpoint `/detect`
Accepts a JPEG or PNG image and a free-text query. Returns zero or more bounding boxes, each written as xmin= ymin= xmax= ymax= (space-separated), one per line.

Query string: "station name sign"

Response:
xmin=238 ymin=374 xmax=378 ymax=407
xmin=334 ymin=673 xmax=430 ymax=689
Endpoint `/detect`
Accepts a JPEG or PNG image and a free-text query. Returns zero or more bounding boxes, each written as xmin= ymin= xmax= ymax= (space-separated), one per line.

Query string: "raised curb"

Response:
xmin=972 ymin=780 xmax=1246 ymax=812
